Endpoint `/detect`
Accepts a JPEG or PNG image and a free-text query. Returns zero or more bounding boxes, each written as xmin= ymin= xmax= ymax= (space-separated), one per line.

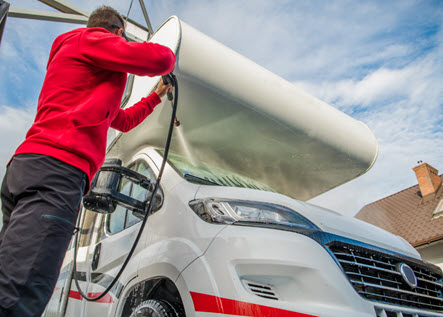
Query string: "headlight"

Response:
xmin=189 ymin=198 xmax=318 ymax=230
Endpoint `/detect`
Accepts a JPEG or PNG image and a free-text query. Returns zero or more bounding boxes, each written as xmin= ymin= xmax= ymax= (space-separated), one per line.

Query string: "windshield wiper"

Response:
xmin=184 ymin=174 xmax=219 ymax=186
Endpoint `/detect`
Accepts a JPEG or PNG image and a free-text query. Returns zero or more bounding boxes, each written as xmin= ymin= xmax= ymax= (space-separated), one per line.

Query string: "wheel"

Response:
xmin=129 ymin=299 xmax=183 ymax=317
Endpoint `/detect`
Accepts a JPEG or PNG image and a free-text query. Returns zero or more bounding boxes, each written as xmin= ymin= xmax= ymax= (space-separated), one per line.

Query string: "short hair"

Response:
xmin=87 ymin=6 xmax=125 ymax=33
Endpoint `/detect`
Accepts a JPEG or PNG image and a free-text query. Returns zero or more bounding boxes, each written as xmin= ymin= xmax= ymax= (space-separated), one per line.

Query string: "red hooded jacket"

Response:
xmin=14 ymin=27 xmax=176 ymax=184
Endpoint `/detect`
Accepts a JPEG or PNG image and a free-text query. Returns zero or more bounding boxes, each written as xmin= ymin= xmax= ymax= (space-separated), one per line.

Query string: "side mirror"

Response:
xmin=83 ymin=158 xmax=154 ymax=214
xmin=132 ymin=189 xmax=164 ymax=220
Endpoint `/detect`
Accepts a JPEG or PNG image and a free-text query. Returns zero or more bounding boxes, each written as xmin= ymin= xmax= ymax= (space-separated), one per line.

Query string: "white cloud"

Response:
xmin=295 ymin=49 xmax=441 ymax=109
xmin=0 ymin=105 xmax=35 ymax=227
xmin=0 ymin=105 xmax=35 ymax=178
xmin=308 ymin=47 xmax=442 ymax=215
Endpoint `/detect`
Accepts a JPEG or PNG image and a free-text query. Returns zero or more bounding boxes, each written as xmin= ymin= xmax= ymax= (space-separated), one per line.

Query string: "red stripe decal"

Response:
xmin=190 ymin=292 xmax=317 ymax=317
xmin=68 ymin=290 xmax=114 ymax=303
xmin=68 ymin=290 xmax=83 ymax=300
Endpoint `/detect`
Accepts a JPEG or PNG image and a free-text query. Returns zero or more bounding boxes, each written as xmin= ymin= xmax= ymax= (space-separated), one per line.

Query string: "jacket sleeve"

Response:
xmin=79 ymin=28 xmax=176 ymax=76
xmin=111 ymin=92 xmax=162 ymax=132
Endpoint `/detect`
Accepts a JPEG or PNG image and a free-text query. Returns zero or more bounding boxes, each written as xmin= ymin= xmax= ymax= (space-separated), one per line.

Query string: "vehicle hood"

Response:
xmin=295 ymin=200 xmax=420 ymax=259
xmin=195 ymin=186 xmax=421 ymax=259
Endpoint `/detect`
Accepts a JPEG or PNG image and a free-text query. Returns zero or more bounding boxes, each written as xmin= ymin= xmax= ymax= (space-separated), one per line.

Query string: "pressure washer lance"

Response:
xmin=162 ymin=74 xmax=180 ymax=126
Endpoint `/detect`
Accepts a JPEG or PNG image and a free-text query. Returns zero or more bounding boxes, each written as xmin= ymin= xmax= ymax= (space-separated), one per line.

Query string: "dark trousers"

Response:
xmin=0 ymin=154 xmax=86 ymax=317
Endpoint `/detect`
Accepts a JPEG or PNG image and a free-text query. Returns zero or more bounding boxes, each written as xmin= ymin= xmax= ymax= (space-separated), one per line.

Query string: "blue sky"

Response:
xmin=1 ymin=0 xmax=442 ymax=216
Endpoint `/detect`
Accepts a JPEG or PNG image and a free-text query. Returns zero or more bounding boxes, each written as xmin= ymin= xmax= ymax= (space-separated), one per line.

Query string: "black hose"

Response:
xmin=72 ymin=74 xmax=178 ymax=301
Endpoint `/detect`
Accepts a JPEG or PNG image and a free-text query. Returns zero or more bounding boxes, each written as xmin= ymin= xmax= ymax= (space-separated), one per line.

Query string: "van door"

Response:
xmin=82 ymin=158 xmax=159 ymax=316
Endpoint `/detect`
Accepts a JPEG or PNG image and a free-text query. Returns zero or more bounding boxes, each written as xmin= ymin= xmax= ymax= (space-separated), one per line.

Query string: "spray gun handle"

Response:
xmin=162 ymin=74 xmax=175 ymax=101
xmin=161 ymin=73 xmax=180 ymax=126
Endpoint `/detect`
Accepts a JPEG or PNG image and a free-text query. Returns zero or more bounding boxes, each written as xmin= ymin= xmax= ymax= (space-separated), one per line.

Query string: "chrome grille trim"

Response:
xmin=334 ymin=252 xmax=396 ymax=268
xmin=417 ymin=278 xmax=443 ymax=288
xmin=328 ymin=241 xmax=443 ymax=312
xmin=370 ymin=292 xmax=442 ymax=309
xmin=339 ymin=259 xmax=403 ymax=275
xmin=346 ymin=271 xmax=403 ymax=285
xmin=376 ymin=306 xmax=443 ymax=317
xmin=367 ymin=292 xmax=443 ymax=311
xmin=353 ymin=280 xmax=443 ymax=303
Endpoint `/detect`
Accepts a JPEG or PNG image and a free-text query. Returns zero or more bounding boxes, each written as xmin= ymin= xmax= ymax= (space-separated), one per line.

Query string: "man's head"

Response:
xmin=87 ymin=6 xmax=125 ymax=34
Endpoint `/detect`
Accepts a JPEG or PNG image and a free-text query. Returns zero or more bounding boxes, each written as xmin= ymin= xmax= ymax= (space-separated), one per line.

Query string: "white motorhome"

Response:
xmin=44 ymin=17 xmax=443 ymax=317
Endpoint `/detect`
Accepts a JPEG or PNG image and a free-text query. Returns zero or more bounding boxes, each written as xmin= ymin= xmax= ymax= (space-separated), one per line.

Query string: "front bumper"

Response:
xmin=179 ymin=225 xmax=443 ymax=317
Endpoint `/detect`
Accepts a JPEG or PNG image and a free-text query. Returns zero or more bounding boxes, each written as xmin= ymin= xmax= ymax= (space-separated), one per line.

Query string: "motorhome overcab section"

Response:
xmin=44 ymin=148 xmax=443 ymax=317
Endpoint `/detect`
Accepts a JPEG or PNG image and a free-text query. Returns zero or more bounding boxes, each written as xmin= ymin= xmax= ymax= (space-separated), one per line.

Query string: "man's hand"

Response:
xmin=155 ymin=77 xmax=173 ymax=98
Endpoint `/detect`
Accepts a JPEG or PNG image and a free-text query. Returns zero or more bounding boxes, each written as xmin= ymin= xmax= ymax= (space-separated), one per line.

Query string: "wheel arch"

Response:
xmin=120 ymin=276 xmax=185 ymax=317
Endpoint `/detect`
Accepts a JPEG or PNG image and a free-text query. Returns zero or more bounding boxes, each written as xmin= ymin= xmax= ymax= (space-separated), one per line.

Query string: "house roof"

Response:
xmin=355 ymin=175 xmax=443 ymax=247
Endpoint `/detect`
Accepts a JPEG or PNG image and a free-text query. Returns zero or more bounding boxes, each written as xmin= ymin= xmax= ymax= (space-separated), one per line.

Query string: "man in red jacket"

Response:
xmin=0 ymin=6 xmax=176 ymax=316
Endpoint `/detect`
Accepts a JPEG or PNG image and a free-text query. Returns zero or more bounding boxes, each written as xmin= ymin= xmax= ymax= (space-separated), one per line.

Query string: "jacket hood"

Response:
xmin=47 ymin=28 xmax=84 ymax=68
xmin=47 ymin=28 xmax=112 ymax=67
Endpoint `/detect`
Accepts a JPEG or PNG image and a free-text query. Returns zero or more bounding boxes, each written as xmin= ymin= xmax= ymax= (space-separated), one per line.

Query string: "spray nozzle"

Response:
xmin=161 ymin=73 xmax=176 ymax=101
xmin=162 ymin=73 xmax=180 ymax=126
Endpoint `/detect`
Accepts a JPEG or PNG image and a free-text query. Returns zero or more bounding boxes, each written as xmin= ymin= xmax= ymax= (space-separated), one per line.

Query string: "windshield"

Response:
xmin=159 ymin=150 xmax=275 ymax=192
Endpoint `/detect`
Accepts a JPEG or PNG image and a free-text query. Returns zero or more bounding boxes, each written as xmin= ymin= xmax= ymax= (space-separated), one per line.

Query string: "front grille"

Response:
xmin=328 ymin=241 xmax=443 ymax=312
xmin=375 ymin=307 xmax=442 ymax=317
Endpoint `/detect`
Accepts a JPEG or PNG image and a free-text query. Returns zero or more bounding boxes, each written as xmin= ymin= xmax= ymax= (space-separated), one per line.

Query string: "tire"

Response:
xmin=129 ymin=299 xmax=182 ymax=317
